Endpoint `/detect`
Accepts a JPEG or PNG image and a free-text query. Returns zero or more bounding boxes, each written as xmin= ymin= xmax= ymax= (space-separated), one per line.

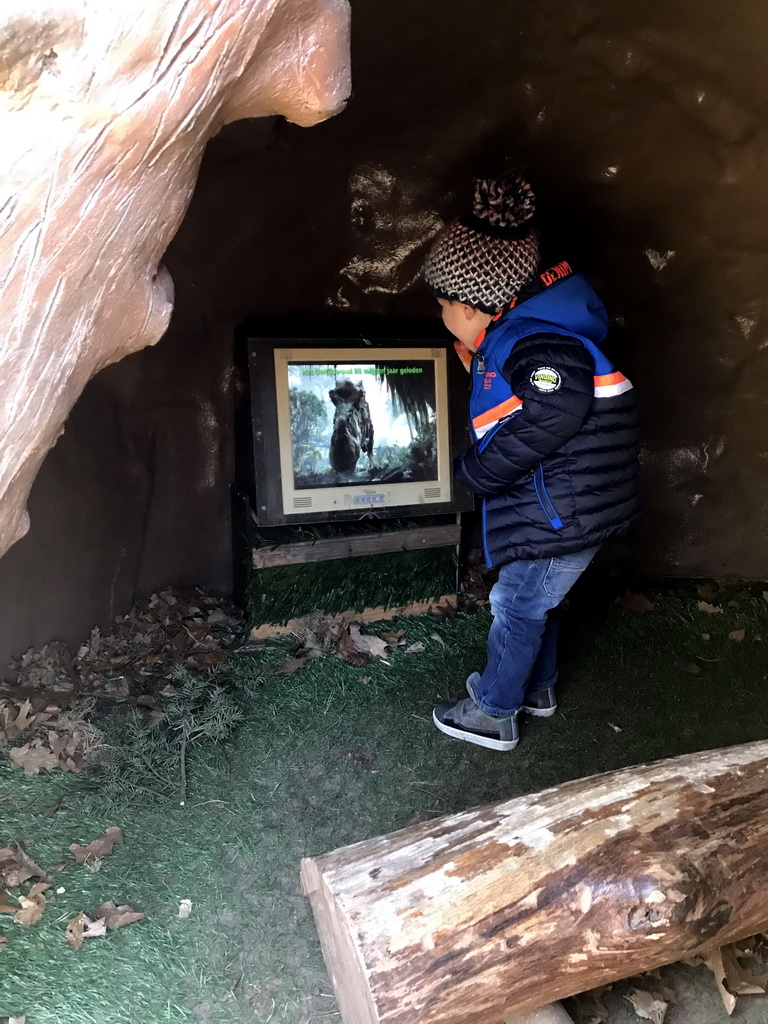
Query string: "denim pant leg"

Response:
xmin=467 ymin=547 xmax=599 ymax=717
xmin=526 ymin=609 xmax=559 ymax=694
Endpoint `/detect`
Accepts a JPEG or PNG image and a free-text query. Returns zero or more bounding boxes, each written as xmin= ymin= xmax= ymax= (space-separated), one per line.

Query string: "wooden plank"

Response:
xmin=301 ymin=740 xmax=768 ymax=1024
xmin=249 ymin=594 xmax=457 ymax=639
xmin=251 ymin=524 xmax=460 ymax=569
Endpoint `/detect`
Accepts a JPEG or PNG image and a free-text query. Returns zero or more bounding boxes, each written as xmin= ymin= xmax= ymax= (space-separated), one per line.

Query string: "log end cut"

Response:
xmin=301 ymin=856 xmax=380 ymax=1024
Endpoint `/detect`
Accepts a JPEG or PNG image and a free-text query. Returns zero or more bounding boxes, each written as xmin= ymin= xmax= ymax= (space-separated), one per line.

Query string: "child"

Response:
xmin=423 ymin=172 xmax=642 ymax=752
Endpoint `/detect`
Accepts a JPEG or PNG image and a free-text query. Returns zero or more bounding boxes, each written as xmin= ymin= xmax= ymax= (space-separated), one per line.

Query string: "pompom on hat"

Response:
xmin=423 ymin=172 xmax=540 ymax=313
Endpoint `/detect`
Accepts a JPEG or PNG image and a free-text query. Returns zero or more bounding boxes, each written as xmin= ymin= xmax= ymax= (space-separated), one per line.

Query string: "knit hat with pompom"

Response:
xmin=423 ymin=172 xmax=540 ymax=313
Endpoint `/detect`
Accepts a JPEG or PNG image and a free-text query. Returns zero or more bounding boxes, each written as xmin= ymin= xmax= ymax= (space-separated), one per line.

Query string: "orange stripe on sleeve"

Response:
xmin=472 ymin=396 xmax=523 ymax=429
xmin=594 ymin=372 xmax=627 ymax=386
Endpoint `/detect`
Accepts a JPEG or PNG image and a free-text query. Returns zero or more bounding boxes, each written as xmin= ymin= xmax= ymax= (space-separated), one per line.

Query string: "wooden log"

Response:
xmin=251 ymin=524 xmax=461 ymax=569
xmin=301 ymin=740 xmax=768 ymax=1024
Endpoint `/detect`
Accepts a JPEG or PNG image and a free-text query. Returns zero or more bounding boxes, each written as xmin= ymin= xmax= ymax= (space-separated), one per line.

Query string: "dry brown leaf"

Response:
xmin=625 ymin=988 xmax=668 ymax=1023
xmin=272 ymin=656 xmax=307 ymax=675
xmin=47 ymin=731 xmax=66 ymax=758
xmin=9 ymin=739 xmax=59 ymax=775
xmin=83 ymin=915 xmax=108 ymax=938
xmin=676 ymin=660 xmax=702 ymax=675
xmin=43 ymin=798 xmax=64 ymax=818
xmin=706 ymin=948 xmax=738 ymax=1015
xmin=69 ymin=826 xmax=124 ymax=865
xmin=0 ymin=934 xmax=6 ymax=949
xmin=728 ymin=629 xmax=746 ymax=643
xmin=379 ymin=629 xmax=406 ymax=646
xmin=66 ymin=911 xmax=85 ymax=951
xmin=405 ymin=641 xmax=425 ymax=654
xmin=349 ymin=625 xmax=389 ymax=661
xmin=66 ymin=910 xmax=111 ymax=950
xmin=720 ymin=944 xmax=768 ymax=995
xmin=607 ymin=722 xmax=623 ymax=733
xmin=13 ymin=883 xmax=50 ymax=927
xmin=0 ymin=846 xmax=49 ymax=888
xmin=11 ymin=699 xmax=34 ymax=735
xmin=620 ymin=591 xmax=655 ymax=613
xmin=199 ymin=651 xmax=227 ymax=668
xmin=697 ymin=601 xmax=723 ymax=615
xmin=574 ymin=985 xmax=611 ymax=1023
xmin=8 ymin=1016 xmax=25 ymax=1024
xmin=90 ymin=901 xmax=145 ymax=930
xmin=335 ymin=624 xmax=368 ymax=667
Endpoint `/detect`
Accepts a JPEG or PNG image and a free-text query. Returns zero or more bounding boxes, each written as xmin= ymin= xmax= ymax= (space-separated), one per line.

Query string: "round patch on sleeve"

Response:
xmin=530 ymin=366 xmax=561 ymax=392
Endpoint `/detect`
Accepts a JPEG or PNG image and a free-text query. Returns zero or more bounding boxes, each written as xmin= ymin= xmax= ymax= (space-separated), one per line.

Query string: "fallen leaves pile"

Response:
xmin=270 ymin=613 xmax=437 ymax=675
xmin=17 ymin=587 xmax=243 ymax=698
xmin=575 ymin=935 xmax=768 ymax=1022
xmin=0 ymin=696 xmax=102 ymax=775
xmin=0 ymin=587 xmax=243 ymax=775
xmin=0 ymin=827 xmax=144 ymax=957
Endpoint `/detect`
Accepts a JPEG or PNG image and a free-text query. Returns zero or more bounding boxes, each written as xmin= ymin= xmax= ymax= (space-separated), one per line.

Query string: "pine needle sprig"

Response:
xmin=79 ymin=669 xmax=244 ymax=811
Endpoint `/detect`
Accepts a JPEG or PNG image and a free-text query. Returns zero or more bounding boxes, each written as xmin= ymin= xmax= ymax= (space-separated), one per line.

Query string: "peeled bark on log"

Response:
xmin=301 ymin=740 xmax=768 ymax=1024
xmin=0 ymin=0 xmax=350 ymax=557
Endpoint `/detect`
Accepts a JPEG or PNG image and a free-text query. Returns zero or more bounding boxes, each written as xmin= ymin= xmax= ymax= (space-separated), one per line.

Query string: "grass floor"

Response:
xmin=2 ymin=579 xmax=768 ymax=1023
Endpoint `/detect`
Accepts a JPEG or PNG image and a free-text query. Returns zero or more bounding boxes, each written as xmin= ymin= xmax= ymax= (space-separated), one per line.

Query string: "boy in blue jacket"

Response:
xmin=423 ymin=173 xmax=642 ymax=752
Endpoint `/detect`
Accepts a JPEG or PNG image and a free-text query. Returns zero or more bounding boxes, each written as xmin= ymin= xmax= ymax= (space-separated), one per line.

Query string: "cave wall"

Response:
xmin=2 ymin=0 xmax=768 ymax=659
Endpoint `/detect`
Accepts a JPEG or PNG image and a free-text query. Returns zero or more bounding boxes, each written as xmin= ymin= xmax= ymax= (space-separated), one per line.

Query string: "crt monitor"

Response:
xmin=245 ymin=340 xmax=472 ymax=526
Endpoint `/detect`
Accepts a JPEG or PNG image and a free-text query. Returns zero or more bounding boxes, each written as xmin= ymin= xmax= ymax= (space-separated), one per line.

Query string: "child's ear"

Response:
xmin=460 ymin=303 xmax=477 ymax=321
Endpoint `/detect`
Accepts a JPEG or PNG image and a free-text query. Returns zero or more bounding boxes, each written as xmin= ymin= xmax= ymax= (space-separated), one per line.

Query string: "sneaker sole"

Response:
xmin=520 ymin=705 xmax=557 ymax=718
xmin=432 ymin=709 xmax=519 ymax=752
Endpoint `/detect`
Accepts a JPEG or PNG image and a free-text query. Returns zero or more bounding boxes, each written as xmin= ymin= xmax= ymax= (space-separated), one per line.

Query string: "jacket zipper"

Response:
xmin=533 ymin=465 xmax=563 ymax=530
xmin=481 ymin=499 xmax=493 ymax=568
xmin=478 ymin=420 xmax=505 ymax=452
xmin=469 ymin=355 xmax=484 ymax=439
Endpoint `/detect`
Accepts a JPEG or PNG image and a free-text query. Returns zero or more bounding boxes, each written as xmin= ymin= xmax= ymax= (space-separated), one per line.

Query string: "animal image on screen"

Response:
xmin=288 ymin=360 xmax=437 ymax=489
xmin=257 ymin=345 xmax=456 ymax=523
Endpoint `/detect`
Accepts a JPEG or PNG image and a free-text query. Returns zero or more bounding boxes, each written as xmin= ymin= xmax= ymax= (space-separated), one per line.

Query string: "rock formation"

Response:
xmin=0 ymin=0 xmax=350 ymax=556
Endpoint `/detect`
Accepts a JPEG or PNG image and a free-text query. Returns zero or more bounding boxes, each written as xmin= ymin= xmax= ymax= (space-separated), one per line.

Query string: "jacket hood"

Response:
xmin=492 ymin=272 xmax=609 ymax=348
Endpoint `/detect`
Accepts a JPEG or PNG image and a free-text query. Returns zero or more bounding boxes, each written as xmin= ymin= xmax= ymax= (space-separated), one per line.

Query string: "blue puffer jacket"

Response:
xmin=455 ymin=266 xmax=642 ymax=567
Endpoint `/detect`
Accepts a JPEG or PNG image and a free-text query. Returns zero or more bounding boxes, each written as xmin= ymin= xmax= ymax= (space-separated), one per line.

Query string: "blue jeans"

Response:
xmin=467 ymin=547 xmax=599 ymax=717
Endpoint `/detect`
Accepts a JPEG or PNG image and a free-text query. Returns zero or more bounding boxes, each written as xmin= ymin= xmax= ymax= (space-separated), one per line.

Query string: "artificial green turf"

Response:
xmin=2 ymin=581 xmax=768 ymax=1023
xmin=244 ymin=516 xmax=458 ymax=627
xmin=245 ymin=545 xmax=457 ymax=627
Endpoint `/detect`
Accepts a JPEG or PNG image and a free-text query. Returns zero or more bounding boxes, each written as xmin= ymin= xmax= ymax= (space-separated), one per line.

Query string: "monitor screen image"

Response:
xmin=246 ymin=342 xmax=470 ymax=525
xmin=287 ymin=359 xmax=437 ymax=490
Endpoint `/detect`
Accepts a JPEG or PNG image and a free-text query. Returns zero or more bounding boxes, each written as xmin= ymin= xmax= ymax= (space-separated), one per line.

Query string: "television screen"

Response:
xmin=246 ymin=342 xmax=472 ymax=526
xmin=287 ymin=359 xmax=437 ymax=489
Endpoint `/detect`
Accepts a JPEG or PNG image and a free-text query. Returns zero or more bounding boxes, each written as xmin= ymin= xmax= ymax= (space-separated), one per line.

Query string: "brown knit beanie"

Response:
xmin=423 ymin=172 xmax=540 ymax=313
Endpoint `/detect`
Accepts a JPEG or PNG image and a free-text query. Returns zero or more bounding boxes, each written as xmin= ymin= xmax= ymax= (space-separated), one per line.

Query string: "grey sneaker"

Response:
xmin=521 ymin=686 xmax=557 ymax=717
xmin=432 ymin=697 xmax=519 ymax=751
